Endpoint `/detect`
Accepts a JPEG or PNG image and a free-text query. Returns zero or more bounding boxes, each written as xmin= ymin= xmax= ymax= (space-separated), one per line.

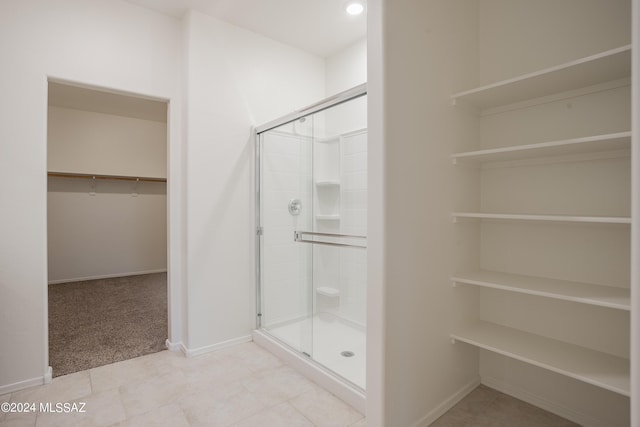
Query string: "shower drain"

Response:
xmin=340 ymin=351 xmax=355 ymax=358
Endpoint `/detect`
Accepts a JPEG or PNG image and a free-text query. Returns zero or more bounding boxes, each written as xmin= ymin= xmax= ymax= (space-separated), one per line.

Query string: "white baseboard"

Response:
xmin=183 ymin=335 xmax=252 ymax=358
xmin=411 ymin=377 xmax=481 ymax=427
xmin=0 ymin=371 xmax=49 ymax=395
xmin=165 ymin=339 xmax=186 ymax=354
xmin=481 ymin=375 xmax=606 ymax=427
xmin=44 ymin=366 xmax=52 ymax=384
xmin=48 ymin=269 xmax=167 ymax=285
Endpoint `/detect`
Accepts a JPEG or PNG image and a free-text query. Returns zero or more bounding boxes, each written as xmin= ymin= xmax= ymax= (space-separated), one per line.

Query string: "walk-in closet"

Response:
xmin=46 ymin=82 xmax=168 ymax=376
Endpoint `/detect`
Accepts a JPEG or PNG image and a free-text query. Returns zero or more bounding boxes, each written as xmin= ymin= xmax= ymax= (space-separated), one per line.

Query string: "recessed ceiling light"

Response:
xmin=346 ymin=1 xmax=364 ymax=15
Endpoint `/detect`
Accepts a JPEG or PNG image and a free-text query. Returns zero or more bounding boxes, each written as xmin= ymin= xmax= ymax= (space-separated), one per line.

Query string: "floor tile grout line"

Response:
xmin=88 ymin=368 xmax=95 ymax=397
xmin=286 ymin=399 xmax=320 ymax=427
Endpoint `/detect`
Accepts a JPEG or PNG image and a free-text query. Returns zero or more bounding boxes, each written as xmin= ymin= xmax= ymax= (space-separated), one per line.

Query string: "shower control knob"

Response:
xmin=288 ymin=199 xmax=302 ymax=216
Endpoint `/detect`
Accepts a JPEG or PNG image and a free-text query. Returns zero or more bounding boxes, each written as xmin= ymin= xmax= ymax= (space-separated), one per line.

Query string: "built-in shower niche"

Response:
xmin=312 ymin=134 xmax=342 ymax=320
xmin=313 ymin=136 xmax=341 ymax=225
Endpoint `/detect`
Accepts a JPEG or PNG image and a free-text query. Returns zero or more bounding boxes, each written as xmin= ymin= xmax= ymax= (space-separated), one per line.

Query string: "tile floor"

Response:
xmin=0 ymin=343 xmax=364 ymax=427
xmin=0 ymin=342 xmax=579 ymax=427
xmin=431 ymin=384 xmax=579 ymax=427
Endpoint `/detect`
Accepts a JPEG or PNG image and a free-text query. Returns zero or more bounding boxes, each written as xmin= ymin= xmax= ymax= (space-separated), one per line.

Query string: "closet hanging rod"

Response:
xmin=47 ymin=171 xmax=167 ymax=183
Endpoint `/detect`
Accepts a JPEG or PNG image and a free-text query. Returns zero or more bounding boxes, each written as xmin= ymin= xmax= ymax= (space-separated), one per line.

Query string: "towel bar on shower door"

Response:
xmin=293 ymin=231 xmax=367 ymax=249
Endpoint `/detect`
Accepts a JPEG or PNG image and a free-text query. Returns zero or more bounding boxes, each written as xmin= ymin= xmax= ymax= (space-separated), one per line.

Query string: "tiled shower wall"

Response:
xmin=338 ymin=131 xmax=367 ymax=326
xmin=261 ymin=129 xmax=313 ymax=327
xmin=261 ymin=105 xmax=367 ymax=329
xmin=312 ymin=130 xmax=367 ymax=326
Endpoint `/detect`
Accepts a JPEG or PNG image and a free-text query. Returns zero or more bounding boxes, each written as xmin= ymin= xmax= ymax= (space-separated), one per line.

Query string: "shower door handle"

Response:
xmin=294 ymin=231 xmax=367 ymax=249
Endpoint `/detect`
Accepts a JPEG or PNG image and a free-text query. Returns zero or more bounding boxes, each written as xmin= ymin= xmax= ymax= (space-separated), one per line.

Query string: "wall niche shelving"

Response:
xmin=450 ymin=44 xmax=632 ymax=402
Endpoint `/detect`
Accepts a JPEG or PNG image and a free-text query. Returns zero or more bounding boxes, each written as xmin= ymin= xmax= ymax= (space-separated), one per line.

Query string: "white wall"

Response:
xmin=48 ymin=106 xmax=167 ymax=179
xmin=0 ymin=0 xmax=182 ymax=393
xmin=478 ymin=0 xmax=631 ymax=84
xmin=326 ymin=38 xmax=367 ymax=96
xmin=324 ymin=38 xmax=367 ymax=141
xmin=373 ymin=1 xmax=481 ymax=425
xmin=0 ymin=0 xmax=341 ymax=392
xmin=182 ymin=10 xmax=325 ymax=354
xmin=48 ymin=177 xmax=167 ymax=282
xmin=366 ymin=0 xmax=385 ymax=422
xmin=47 ymin=106 xmax=167 ymax=283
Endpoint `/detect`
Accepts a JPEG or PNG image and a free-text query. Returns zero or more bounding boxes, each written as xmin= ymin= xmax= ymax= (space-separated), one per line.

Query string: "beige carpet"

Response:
xmin=48 ymin=273 xmax=167 ymax=377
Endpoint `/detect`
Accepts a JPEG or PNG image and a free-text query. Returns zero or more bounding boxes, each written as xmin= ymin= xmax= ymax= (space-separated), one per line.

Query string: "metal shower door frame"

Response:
xmin=254 ymin=83 xmax=367 ymax=329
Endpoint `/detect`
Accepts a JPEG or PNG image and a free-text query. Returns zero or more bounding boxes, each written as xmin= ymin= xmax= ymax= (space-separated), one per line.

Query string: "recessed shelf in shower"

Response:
xmin=317 ymin=286 xmax=340 ymax=297
xmin=316 ymin=214 xmax=340 ymax=221
xmin=315 ymin=180 xmax=341 ymax=187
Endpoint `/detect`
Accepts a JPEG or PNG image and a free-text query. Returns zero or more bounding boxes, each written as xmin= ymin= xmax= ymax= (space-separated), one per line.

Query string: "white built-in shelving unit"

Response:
xmin=450 ymin=43 xmax=632 ymax=401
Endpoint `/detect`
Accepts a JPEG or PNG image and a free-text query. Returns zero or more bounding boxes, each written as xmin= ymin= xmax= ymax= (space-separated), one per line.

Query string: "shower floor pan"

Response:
xmin=265 ymin=313 xmax=366 ymax=389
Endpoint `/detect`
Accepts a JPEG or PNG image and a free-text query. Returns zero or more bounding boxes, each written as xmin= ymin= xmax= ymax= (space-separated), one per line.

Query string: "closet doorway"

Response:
xmin=46 ymin=81 xmax=169 ymax=377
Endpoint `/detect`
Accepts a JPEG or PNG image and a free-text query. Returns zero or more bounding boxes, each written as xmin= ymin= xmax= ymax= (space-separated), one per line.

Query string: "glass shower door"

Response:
xmin=258 ymin=118 xmax=315 ymax=356
xmin=257 ymin=90 xmax=367 ymax=389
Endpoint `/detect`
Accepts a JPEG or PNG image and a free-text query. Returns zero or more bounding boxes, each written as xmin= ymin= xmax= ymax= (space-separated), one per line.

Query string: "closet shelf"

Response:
xmin=451 ymin=321 xmax=630 ymax=396
xmin=451 ymin=132 xmax=631 ymax=164
xmin=451 ymin=212 xmax=631 ymax=224
xmin=48 ymin=171 xmax=166 ymax=183
xmin=315 ymin=180 xmax=341 ymax=187
xmin=451 ymin=45 xmax=631 ymax=109
xmin=316 ymin=214 xmax=340 ymax=220
xmin=452 ymin=270 xmax=630 ymax=311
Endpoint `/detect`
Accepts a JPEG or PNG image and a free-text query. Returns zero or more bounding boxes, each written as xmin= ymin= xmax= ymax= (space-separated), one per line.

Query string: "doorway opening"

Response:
xmin=46 ymin=81 xmax=169 ymax=377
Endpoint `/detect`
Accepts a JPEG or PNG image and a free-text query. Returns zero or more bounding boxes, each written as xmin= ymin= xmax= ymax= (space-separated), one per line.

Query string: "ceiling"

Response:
xmin=125 ymin=0 xmax=367 ymax=58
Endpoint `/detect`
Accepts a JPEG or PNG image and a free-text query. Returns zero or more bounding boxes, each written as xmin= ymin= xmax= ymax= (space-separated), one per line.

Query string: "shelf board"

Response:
xmin=48 ymin=171 xmax=167 ymax=182
xmin=451 ymin=212 xmax=631 ymax=224
xmin=316 ymin=135 xmax=342 ymax=144
xmin=316 ymin=286 xmax=340 ymax=297
xmin=451 ymin=321 xmax=630 ymax=396
xmin=451 ymin=132 xmax=631 ymax=164
xmin=316 ymin=214 xmax=340 ymax=220
xmin=451 ymin=45 xmax=631 ymax=109
xmin=452 ymin=270 xmax=630 ymax=311
xmin=315 ymin=180 xmax=341 ymax=187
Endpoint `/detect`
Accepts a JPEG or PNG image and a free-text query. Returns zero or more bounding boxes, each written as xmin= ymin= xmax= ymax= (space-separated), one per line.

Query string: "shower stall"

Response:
xmin=254 ymin=85 xmax=367 ymax=406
